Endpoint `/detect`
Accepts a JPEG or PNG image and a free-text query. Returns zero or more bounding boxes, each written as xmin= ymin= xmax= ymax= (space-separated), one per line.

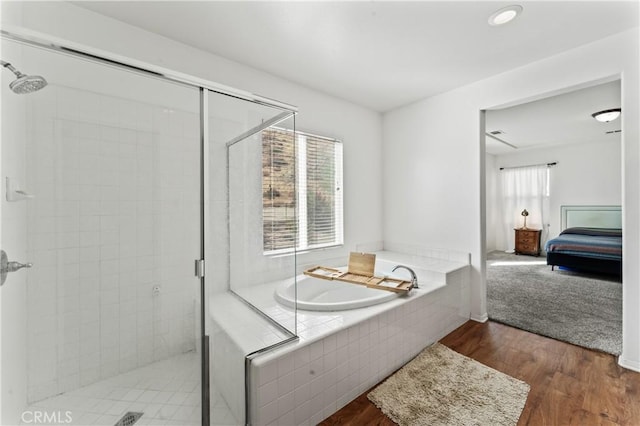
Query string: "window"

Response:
xmin=262 ymin=127 xmax=343 ymax=254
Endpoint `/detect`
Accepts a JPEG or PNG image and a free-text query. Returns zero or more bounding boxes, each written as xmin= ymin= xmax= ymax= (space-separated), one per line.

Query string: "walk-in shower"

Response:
xmin=1 ymin=60 xmax=47 ymax=94
xmin=1 ymin=29 xmax=297 ymax=426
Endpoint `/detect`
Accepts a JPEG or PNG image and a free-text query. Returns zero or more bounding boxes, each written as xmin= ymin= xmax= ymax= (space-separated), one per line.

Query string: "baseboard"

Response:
xmin=618 ymin=355 xmax=640 ymax=372
xmin=470 ymin=313 xmax=489 ymax=323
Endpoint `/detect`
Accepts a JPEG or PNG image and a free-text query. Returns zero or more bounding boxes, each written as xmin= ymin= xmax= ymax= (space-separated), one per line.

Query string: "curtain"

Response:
xmin=499 ymin=165 xmax=549 ymax=252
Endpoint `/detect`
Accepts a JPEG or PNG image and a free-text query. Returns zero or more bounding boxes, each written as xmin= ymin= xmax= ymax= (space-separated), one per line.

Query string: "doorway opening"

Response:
xmin=481 ymin=78 xmax=623 ymax=355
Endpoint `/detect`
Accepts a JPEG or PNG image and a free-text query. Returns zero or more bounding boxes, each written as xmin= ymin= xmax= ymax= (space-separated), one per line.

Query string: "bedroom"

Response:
xmin=484 ymin=79 xmax=623 ymax=354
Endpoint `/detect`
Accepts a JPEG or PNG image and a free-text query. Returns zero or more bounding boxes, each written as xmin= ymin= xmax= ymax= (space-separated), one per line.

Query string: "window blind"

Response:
xmin=304 ymin=134 xmax=343 ymax=248
xmin=262 ymin=127 xmax=343 ymax=254
xmin=262 ymin=128 xmax=296 ymax=252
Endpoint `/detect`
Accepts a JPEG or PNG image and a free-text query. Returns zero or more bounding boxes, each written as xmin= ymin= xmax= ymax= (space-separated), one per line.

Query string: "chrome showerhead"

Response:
xmin=1 ymin=60 xmax=47 ymax=94
xmin=9 ymin=73 xmax=48 ymax=94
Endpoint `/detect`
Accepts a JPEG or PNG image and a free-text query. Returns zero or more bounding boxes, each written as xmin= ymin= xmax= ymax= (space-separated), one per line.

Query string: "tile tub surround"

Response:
xmin=208 ymin=292 xmax=294 ymax=425
xmin=234 ymin=250 xmax=468 ymax=342
xmin=381 ymin=242 xmax=471 ymax=264
xmin=247 ymin=256 xmax=470 ymax=425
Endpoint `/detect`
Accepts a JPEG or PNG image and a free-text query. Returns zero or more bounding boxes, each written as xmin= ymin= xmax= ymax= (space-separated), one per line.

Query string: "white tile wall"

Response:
xmin=208 ymin=292 xmax=293 ymax=425
xmin=383 ymin=241 xmax=471 ymax=264
xmin=25 ymin=85 xmax=200 ymax=403
xmin=210 ymin=324 xmax=245 ymax=424
xmin=249 ymin=260 xmax=470 ymax=425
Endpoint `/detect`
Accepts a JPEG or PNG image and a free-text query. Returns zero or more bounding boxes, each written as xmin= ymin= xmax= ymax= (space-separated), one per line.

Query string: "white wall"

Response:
xmin=488 ymin=139 xmax=622 ymax=251
xmin=485 ymin=154 xmax=498 ymax=252
xmin=383 ymin=28 xmax=639 ymax=370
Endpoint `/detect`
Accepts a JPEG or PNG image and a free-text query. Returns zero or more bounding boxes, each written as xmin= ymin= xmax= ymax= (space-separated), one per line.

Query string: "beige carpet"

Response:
xmin=487 ymin=251 xmax=622 ymax=355
xmin=368 ymin=343 xmax=530 ymax=426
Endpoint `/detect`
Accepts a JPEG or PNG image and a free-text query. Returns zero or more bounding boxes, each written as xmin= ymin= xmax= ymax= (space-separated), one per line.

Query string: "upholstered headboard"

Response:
xmin=561 ymin=205 xmax=622 ymax=230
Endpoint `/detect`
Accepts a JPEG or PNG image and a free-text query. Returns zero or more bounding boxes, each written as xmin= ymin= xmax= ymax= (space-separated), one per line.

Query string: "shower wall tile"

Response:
xmin=26 ymin=85 xmax=200 ymax=403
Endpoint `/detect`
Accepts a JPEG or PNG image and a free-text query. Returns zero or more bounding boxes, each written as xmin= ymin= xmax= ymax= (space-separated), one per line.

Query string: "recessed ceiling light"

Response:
xmin=488 ymin=5 xmax=523 ymax=26
xmin=592 ymin=108 xmax=621 ymax=122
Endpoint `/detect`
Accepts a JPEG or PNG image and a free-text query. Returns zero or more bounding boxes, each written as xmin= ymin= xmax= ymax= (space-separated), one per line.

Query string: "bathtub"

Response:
xmin=274 ymin=259 xmax=416 ymax=311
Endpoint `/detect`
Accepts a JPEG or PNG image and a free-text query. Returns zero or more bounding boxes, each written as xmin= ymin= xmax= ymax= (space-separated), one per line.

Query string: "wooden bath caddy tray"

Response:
xmin=303 ymin=266 xmax=414 ymax=294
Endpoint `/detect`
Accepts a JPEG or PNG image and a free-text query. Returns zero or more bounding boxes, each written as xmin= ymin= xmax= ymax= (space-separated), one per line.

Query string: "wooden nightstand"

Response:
xmin=514 ymin=228 xmax=541 ymax=256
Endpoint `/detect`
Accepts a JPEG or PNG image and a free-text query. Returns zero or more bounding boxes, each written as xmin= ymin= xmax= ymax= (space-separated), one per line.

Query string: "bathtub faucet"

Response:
xmin=392 ymin=265 xmax=419 ymax=289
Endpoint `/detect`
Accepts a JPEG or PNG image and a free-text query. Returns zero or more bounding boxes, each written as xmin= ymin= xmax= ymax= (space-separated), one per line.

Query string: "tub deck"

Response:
xmin=209 ymin=250 xmax=470 ymax=425
xmin=233 ymin=251 xmax=467 ymax=342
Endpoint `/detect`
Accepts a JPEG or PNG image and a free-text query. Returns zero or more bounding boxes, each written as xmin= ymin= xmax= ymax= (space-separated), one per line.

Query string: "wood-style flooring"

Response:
xmin=320 ymin=320 xmax=640 ymax=426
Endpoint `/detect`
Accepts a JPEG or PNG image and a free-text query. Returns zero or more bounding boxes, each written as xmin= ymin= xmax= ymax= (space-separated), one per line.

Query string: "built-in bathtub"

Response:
xmin=274 ymin=259 xmax=418 ymax=311
xmin=244 ymin=250 xmax=472 ymax=425
xmin=275 ymin=275 xmax=400 ymax=311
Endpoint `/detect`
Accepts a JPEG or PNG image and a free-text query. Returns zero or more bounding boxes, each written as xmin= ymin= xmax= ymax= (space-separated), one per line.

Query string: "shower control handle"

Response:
xmin=0 ymin=250 xmax=33 ymax=286
xmin=5 ymin=261 xmax=33 ymax=273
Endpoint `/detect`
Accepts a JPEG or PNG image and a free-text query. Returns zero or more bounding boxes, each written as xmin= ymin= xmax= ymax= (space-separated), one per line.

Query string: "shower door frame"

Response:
xmin=1 ymin=28 xmax=297 ymax=426
xmin=0 ymin=31 xmax=296 ymax=109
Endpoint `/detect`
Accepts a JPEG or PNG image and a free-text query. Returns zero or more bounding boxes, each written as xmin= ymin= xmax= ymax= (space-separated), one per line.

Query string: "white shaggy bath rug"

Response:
xmin=367 ymin=343 xmax=530 ymax=426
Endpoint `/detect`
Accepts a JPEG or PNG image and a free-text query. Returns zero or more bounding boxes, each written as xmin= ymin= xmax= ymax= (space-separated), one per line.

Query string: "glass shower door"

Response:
xmin=205 ymin=91 xmax=297 ymax=425
xmin=1 ymin=37 xmax=203 ymax=426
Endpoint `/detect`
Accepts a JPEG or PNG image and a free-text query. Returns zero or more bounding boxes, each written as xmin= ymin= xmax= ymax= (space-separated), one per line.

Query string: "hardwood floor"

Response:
xmin=320 ymin=320 xmax=640 ymax=426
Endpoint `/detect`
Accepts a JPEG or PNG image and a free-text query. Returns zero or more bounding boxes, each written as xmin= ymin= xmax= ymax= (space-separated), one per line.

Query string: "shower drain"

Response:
xmin=114 ymin=412 xmax=143 ymax=426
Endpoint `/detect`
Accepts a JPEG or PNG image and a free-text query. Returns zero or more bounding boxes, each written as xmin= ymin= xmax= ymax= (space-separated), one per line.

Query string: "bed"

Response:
xmin=545 ymin=206 xmax=622 ymax=277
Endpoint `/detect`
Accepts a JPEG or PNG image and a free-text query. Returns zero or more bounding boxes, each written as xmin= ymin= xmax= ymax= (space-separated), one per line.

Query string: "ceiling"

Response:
xmin=73 ymin=1 xmax=639 ymax=113
xmin=485 ymin=80 xmax=622 ymax=155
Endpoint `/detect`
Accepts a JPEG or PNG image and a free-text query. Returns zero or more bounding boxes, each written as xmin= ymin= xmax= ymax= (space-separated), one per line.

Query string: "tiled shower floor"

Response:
xmin=21 ymin=352 xmax=237 ymax=426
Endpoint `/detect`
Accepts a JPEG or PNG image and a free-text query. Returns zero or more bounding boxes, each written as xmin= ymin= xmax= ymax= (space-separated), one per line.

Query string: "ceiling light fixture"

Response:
xmin=592 ymin=108 xmax=621 ymax=122
xmin=488 ymin=5 xmax=523 ymax=26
